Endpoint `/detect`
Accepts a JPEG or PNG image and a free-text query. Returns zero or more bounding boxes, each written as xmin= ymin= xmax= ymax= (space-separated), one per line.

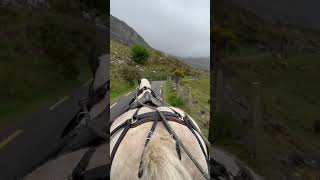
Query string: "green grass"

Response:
xmin=110 ymin=40 xmax=206 ymax=105
xmin=181 ymin=78 xmax=210 ymax=137
xmin=110 ymin=41 xmax=204 ymax=81
xmin=219 ymin=51 xmax=320 ymax=179
xmin=214 ymin=2 xmax=320 ymax=178
xmin=164 ymin=78 xmax=210 ymax=137
xmin=0 ymin=6 xmax=101 ymax=129
xmin=110 ymin=79 xmax=136 ymax=104
xmin=163 ymin=81 xmax=185 ymax=108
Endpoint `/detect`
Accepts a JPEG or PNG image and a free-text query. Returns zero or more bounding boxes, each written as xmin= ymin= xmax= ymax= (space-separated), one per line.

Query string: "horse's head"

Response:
xmin=139 ymin=78 xmax=151 ymax=91
xmin=129 ymin=78 xmax=163 ymax=108
xmin=137 ymin=78 xmax=152 ymax=99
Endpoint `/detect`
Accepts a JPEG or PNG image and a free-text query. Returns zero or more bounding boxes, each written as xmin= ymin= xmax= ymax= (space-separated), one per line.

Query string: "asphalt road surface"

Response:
xmin=0 ymin=84 xmax=90 ymax=180
xmin=0 ymin=53 xmax=108 ymax=180
xmin=110 ymin=81 xmax=165 ymax=122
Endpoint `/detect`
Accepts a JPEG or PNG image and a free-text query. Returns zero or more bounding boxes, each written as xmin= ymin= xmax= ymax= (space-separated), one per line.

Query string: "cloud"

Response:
xmin=111 ymin=0 xmax=210 ymax=57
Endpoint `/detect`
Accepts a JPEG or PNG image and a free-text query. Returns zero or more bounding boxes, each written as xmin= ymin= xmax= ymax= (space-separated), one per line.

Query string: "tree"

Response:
xmin=171 ymin=68 xmax=185 ymax=84
xmin=131 ymin=45 xmax=150 ymax=65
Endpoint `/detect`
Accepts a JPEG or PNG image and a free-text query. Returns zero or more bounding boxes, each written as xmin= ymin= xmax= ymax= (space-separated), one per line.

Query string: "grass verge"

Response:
xmin=164 ymin=78 xmax=210 ymax=137
xmin=110 ymin=79 xmax=136 ymax=105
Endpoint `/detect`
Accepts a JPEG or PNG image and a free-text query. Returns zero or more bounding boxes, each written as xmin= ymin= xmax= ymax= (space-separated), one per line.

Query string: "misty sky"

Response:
xmin=111 ymin=0 xmax=210 ymax=57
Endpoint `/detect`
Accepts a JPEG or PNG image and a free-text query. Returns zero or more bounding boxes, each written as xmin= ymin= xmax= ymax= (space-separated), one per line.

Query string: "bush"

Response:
xmin=131 ymin=45 xmax=149 ymax=65
xmin=120 ymin=65 xmax=142 ymax=85
xmin=171 ymin=68 xmax=185 ymax=84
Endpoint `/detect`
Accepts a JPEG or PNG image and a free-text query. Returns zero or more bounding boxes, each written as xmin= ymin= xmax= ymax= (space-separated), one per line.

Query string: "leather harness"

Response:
xmin=110 ymin=89 xmax=210 ymax=178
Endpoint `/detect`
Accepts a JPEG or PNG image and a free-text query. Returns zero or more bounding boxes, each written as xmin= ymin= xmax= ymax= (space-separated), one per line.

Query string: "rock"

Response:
xmin=192 ymin=100 xmax=199 ymax=104
xmin=200 ymin=110 xmax=207 ymax=115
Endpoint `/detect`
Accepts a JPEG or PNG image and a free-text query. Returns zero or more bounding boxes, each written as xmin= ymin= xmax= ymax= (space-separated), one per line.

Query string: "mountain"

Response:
xmin=110 ymin=15 xmax=152 ymax=49
xmin=177 ymin=57 xmax=210 ymax=71
xmin=229 ymin=0 xmax=320 ymax=30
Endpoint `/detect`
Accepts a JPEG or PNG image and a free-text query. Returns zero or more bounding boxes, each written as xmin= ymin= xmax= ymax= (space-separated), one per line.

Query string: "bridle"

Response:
xmin=110 ymin=86 xmax=211 ymax=180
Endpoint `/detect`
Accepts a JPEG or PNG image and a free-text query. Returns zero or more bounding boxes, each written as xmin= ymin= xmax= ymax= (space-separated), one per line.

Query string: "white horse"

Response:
xmin=110 ymin=78 xmax=209 ymax=180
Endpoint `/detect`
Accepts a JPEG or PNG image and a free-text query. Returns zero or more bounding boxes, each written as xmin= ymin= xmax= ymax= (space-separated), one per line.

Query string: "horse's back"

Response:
xmin=110 ymin=106 xmax=208 ymax=180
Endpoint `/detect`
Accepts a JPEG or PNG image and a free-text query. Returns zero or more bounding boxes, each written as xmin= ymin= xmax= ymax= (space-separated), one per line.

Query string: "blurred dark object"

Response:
xmin=313 ymin=119 xmax=320 ymax=133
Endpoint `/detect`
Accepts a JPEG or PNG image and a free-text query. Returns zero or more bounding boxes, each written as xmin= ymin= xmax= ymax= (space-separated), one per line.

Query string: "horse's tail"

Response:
xmin=140 ymin=136 xmax=192 ymax=180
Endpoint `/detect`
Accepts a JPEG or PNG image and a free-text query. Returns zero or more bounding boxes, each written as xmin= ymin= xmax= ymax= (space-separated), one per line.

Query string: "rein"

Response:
xmin=110 ymin=88 xmax=211 ymax=180
xmin=135 ymin=97 xmax=211 ymax=180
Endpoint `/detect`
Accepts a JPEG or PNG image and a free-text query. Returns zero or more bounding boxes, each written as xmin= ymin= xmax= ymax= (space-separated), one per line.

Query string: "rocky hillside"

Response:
xmin=110 ymin=15 xmax=152 ymax=49
xmin=110 ymin=40 xmax=204 ymax=80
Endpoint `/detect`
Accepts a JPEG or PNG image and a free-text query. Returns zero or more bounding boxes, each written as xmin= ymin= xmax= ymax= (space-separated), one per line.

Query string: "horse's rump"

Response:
xmin=110 ymin=106 xmax=208 ymax=180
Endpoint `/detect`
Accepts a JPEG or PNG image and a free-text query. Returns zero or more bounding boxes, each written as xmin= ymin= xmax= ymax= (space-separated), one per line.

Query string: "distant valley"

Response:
xmin=177 ymin=57 xmax=210 ymax=71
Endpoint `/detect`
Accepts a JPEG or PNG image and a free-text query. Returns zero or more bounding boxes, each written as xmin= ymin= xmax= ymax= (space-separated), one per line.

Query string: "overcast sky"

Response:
xmin=111 ymin=0 xmax=210 ymax=57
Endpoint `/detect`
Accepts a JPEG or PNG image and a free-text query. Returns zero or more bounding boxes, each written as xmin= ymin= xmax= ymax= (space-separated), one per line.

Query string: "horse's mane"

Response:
xmin=140 ymin=133 xmax=193 ymax=180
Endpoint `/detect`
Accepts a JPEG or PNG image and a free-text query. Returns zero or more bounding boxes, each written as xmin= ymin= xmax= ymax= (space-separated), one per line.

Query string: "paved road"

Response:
xmin=0 ymin=53 xmax=109 ymax=180
xmin=110 ymin=81 xmax=165 ymax=122
xmin=0 ymin=85 xmax=90 ymax=180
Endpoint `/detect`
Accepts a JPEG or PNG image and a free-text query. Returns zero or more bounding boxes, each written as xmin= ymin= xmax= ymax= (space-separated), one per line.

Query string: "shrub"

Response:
xmin=131 ymin=45 xmax=149 ymax=65
xmin=120 ymin=65 xmax=142 ymax=85
xmin=171 ymin=68 xmax=185 ymax=84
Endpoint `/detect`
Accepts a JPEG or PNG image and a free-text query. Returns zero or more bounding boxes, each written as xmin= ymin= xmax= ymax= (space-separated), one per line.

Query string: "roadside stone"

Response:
xmin=192 ymin=100 xmax=199 ymax=104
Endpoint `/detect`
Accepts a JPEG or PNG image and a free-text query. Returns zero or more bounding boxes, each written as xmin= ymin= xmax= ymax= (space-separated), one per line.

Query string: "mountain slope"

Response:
xmin=110 ymin=15 xmax=151 ymax=49
xmin=178 ymin=57 xmax=210 ymax=71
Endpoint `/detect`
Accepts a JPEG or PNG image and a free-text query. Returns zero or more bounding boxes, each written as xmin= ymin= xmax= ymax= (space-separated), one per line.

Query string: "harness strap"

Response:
xmin=169 ymin=107 xmax=209 ymax=161
xmin=110 ymin=121 xmax=127 ymax=137
xmin=168 ymin=107 xmax=183 ymax=119
xmin=111 ymin=111 xmax=180 ymax=136
xmin=131 ymin=116 xmax=184 ymax=128
xmin=167 ymin=107 xmax=183 ymax=160
xmin=110 ymin=119 xmax=131 ymax=165
xmin=136 ymin=101 xmax=211 ymax=180
xmin=138 ymin=115 xmax=158 ymax=178
xmin=110 ymin=107 xmax=142 ymax=136
xmin=80 ymin=164 xmax=109 ymax=180
xmin=72 ymin=147 xmax=97 ymax=179
xmin=159 ymin=115 xmax=182 ymax=160
xmin=184 ymin=117 xmax=209 ymax=163
xmin=135 ymin=111 xmax=180 ymax=120
xmin=110 ymin=116 xmax=185 ymax=166
xmin=184 ymin=116 xmax=210 ymax=159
